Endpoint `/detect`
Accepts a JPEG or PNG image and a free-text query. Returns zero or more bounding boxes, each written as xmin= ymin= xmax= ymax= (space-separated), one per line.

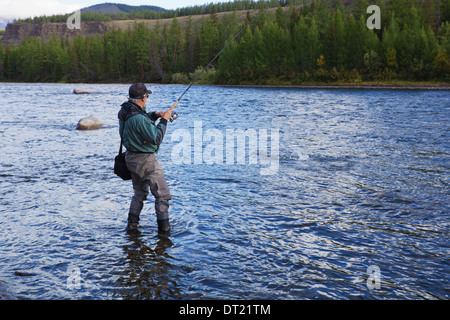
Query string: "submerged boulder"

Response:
xmin=73 ymin=88 xmax=101 ymax=94
xmin=76 ymin=116 xmax=104 ymax=130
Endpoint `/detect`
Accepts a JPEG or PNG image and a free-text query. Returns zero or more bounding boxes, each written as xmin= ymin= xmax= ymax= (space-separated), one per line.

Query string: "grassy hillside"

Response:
xmin=109 ymin=6 xmax=280 ymax=31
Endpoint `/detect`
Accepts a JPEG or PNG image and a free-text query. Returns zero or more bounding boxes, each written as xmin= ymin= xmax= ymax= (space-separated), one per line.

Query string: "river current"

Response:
xmin=0 ymin=83 xmax=448 ymax=300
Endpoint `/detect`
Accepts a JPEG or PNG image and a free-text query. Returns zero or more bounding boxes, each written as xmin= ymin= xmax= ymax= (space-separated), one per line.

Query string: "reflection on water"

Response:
xmin=117 ymin=233 xmax=179 ymax=300
xmin=0 ymin=83 xmax=448 ymax=300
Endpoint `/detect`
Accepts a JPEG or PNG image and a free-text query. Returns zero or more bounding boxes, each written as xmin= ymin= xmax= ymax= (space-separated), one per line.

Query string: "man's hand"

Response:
xmin=159 ymin=109 xmax=173 ymax=121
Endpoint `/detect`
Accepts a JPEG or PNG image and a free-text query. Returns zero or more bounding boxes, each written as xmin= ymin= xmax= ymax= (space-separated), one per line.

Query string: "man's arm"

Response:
xmin=147 ymin=111 xmax=160 ymax=122
xmin=139 ymin=109 xmax=172 ymax=146
xmin=149 ymin=110 xmax=173 ymax=120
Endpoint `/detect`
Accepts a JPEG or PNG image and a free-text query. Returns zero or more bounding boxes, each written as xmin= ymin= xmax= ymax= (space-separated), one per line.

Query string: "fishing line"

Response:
xmin=168 ymin=6 xmax=269 ymax=121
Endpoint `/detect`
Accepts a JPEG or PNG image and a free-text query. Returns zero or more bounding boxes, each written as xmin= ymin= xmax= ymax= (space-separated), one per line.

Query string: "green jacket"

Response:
xmin=118 ymin=101 xmax=168 ymax=154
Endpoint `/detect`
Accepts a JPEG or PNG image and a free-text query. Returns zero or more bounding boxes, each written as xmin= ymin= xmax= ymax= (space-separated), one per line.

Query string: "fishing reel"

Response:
xmin=170 ymin=112 xmax=179 ymax=122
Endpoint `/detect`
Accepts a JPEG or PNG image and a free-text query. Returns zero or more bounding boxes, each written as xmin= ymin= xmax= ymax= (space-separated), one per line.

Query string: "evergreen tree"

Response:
xmin=217 ymin=39 xmax=240 ymax=83
xmin=86 ymin=35 xmax=104 ymax=79
xmin=344 ymin=14 xmax=362 ymax=70
xmin=209 ymin=5 xmax=219 ymax=26
xmin=167 ymin=17 xmax=185 ymax=73
xmin=353 ymin=0 xmax=370 ymax=22
xmin=275 ymin=6 xmax=287 ymax=29
xmin=0 ymin=42 xmax=5 ymax=79
xmin=293 ymin=16 xmax=319 ymax=72
xmin=42 ymin=33 xmax=69 ymax=81
xmin=4 ymin=45 xmax=17 ymax=80
xmin=200 ymin=18 xmax=220 ymax=67
xmin=237 ymin=27 xmax=253 ymax=80
xmin=292 ymin=16 xmax=309 ymax=72
xmin=69 ymin=35 xmax=85 ymax=81
xmin=333 ymin=10 xmax=346 ymax=70
xmin=323 ymin=9 xmax=345 ymax=71
xmin=15 ymin=37 xmax=43 ymax=81
xmin=423 ymin=0 xmax=439 ymax=31
xmin=288 ymin=6 xmax=300 ymax=32
xmin=103 ymin=27 xmax=126 ymax=79
xmin=149 ymin=31 xmax=165 ymax=80
xmin=131 ymin=22 xmax=151 ymax=80
xmin=312 ymin=0 xmax=331 ymax=36
xmin=184 ymin=16 xmax=196 ymax=73
xmin=260 ymin=21 xmax=286 ymax=77
xmin=442 ymin=0 xmax=450 ymax=25
xmin=252 ymin=26 xmax=265 ymax=79
xmin=434 ymin=21 xmax=450 ymax=80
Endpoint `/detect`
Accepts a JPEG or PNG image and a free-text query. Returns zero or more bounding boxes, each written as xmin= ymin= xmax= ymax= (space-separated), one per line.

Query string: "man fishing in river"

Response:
xmin=118 ymin=83 xmax=173 ymax=234
xmin=115 ymin=10 xmax=269 ymax=235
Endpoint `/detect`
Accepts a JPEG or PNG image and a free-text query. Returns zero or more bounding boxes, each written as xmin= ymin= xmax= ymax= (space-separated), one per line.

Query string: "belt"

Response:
xmin=127 ymin=150 xmax=154 ymax=154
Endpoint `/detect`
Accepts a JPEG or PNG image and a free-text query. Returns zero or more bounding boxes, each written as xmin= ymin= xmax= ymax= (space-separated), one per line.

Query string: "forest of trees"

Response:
xmin=0 ymin=0 xmax=449 ymax=84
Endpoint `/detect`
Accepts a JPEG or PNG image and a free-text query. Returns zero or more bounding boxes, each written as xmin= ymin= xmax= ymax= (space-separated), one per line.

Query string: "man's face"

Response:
xmin=141 ymin=93 xmax=149 ymax=106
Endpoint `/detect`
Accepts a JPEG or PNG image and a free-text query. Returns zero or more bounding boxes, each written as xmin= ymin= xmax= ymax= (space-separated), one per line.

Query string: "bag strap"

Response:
xmin=119 ymin=137 xmax=124 ymax=155
xmin=119 ymin=121 xmax=125 ymax=155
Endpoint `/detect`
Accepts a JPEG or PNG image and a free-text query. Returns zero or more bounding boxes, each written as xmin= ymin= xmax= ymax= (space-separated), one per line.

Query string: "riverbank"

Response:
xmin=218 ymin=81 xmax=450 ymax=90
xmin=1 ymin=80 xmax=449 ymax=91
xmin=85 ymin=79 xmax=450 ymax=90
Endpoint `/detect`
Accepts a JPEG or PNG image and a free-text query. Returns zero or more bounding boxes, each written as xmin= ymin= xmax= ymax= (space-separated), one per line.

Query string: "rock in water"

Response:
xmin=73 ymin=88 xmax=101 ymax=94
xmin=77 ymin=116 xmax=104 ymax=130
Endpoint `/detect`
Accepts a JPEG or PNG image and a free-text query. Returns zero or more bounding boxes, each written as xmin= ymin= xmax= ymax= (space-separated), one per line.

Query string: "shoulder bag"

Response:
xmin=114 ymin=125 xmax=132 ymax=180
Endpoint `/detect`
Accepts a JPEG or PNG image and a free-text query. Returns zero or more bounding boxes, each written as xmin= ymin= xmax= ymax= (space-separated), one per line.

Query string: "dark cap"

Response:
xmin=129 ymin=83 xmax=152 ymax=99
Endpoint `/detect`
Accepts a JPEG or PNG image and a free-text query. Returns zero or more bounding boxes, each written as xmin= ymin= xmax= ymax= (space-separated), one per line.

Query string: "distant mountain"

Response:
xmin=80 ymin=3 xmax=166 ymax=15
xmin=0 ymin=17 xmax=13 ymax=29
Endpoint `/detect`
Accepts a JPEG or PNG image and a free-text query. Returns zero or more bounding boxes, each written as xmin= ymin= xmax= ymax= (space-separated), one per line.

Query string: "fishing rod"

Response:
xmin=168 ymin=6 xmax=269 ymax=122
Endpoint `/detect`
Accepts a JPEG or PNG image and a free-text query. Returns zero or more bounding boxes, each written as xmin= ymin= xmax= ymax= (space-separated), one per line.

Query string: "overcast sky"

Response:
xmin=0 ymin=0 xmax=220 ymax=19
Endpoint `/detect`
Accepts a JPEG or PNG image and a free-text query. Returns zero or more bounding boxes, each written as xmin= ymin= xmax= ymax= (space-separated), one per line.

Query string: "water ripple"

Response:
xmin=0 ymin=84 xmax=448 ymax=300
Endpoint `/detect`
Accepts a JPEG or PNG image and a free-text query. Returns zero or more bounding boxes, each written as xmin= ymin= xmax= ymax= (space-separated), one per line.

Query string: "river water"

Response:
xmin=0 ymin=83 xmax=448 ymax=300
